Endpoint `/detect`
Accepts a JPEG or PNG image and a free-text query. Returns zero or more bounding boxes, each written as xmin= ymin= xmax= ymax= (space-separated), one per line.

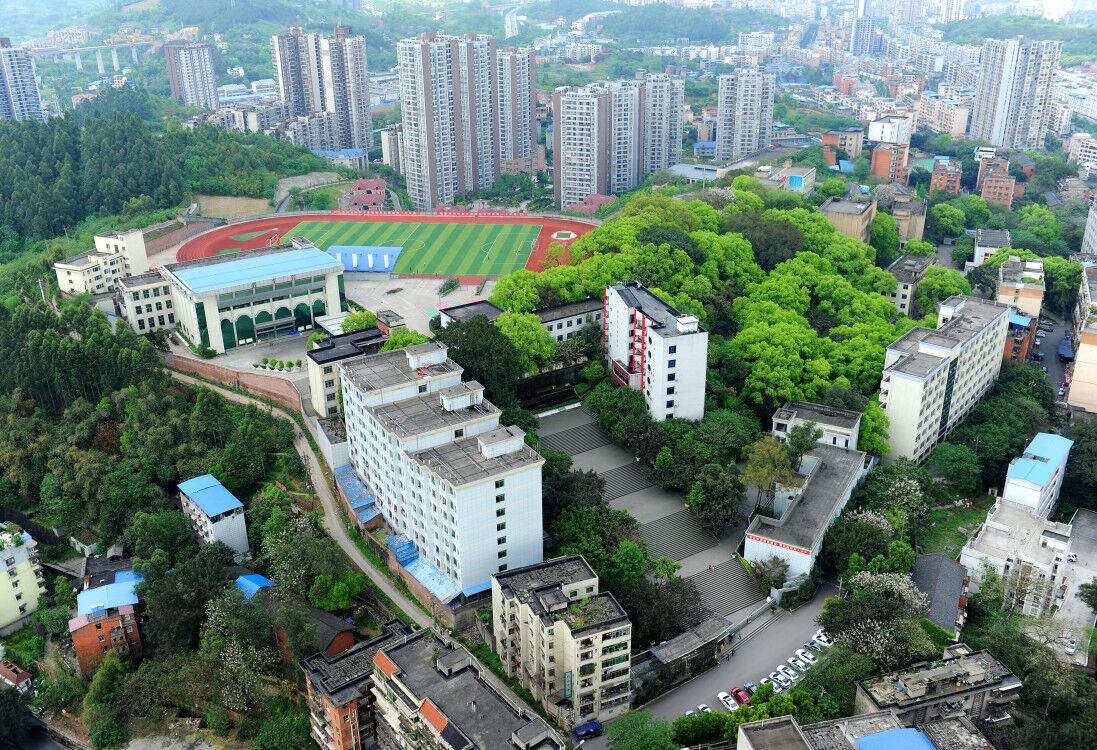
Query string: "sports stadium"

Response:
xmin=176 ymin=211 xmax=595 ymax=281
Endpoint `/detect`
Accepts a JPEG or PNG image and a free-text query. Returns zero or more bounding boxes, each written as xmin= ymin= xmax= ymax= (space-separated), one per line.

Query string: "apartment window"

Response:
xmin=495 ymin=479 xmax=505 ymax=488
xmin=498 ymin=564 xmax=508 ymax=572
xmin=668 ymin=373 xmax=675 ymax=381
xmin=497 ymin=536 xmax=507 ymax=545
xmin=418 ymin=384 xmax=427 ymax=393
xmin=497 ymin=522 xmax=506 ymax=531
xmin=586 ymin=586 xmax=594 ymax=593
xmin=324 ymin=366 xmax=333 ymax=374
xmin=667 ymin=387 xmax=675 ymax=395
xmin=668 ymin=359 xmax=677 ymax=368
xmin=496 ymin=493 xmax=505 ymax=503
xmin=455 ymin=428 xmax=464 ymax=438
xmin=669 ymin=345 xmax=677 ymax=354
xmin=496 ymin=508 xmax=506 ymax=517
xmin=327 ymin=394 xmax=336 ymax=402
xmin=666 ymin=400 xmax=675 ymax=408
xmin=498 ymin=550 xmax=507 ymax=559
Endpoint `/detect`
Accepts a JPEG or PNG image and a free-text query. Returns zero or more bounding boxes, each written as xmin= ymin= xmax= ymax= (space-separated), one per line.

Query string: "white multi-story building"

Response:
xmin=878 ymin=296 xmax=1010 ymax=462
xmin=960 ymin=499 xmax=1071 ymax=616
xmin=0 ymin=527 xmax=44 ymax=636
xmin=936 ymin=0 xmax=965 ymax=23
xmin=496 ymin=47 xmax=537 ymax=173
xmin=969 ymin=37 xmax=1061 ymax=150
xmin=972 ymin=228 xmax=1012 ymax=267
xmin=714 ymin=69 xmax=775 ymax=161
xmin=1002 ymin=433 xmax=1073 ymax=519
xmin=492 ymin=556 xmax=632 ymax=724
xmin=119 ymin=272 xmax=175 ymax=334
xmin=178 ymin=474 xmax=249 ymax=559
xmin=746 ymin=405 xmax=869 ymax=579
xmin=380 ymin=123 xmax=403 ymax=172
xmin=867 ymin=114 xmax=913 ymax=145
xmin=0 ymin=38 xmax=45 ymax=122
xmin=53 ymin=229 xmax=150 ymax=296
xmin=916 ymin=91 xmax=972 ymax=138
xmin=270 ymin=27 xmax=372 ymax=150
xmin=165 ymin=42 xmax=218 ymax=111
xmin=341 ymin=343 xmax=545 ymax=594
xmin=850 ymin=16 xmax=878 ymax=57
xmin=604 ymin=282 xmax=708 ymax=422
xmin=1067 ymin=132 xmax=1097 ymax=179
xmin=642 ymin=74 xmax=685 ymax=173
xmin=738 ymin=32 xmax=775 ymax=51
xmin=1081 ymin=201 xmax=1097 ymax=257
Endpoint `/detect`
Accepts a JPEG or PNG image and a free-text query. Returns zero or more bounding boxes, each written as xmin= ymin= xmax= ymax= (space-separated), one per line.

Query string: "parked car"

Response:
xmin=744 ymin=681 xmax=758 ymax=695
xmin=684 ymin=709 xmax=698 ymax=718
xmin=777 ymin=665 xmax=799 ymax=683
xmin=796 ymin=648 xmax=817 ymax=665
xmin=718 ymin=691 xmax=739 ymax=712
xmin=574 ymin=721 xmax=603 ymax=740
xmin=1059 ymin=386 xmax=1067 ymax=398
xmin=814 ymin=629 xmax=834 ymax=645
xmin=1066 ymin=639 xmax=1078 ymax=656
xmin=1068 ymin=553 xmax=1078 ymax=562
xmin=731 ymin=687 xmax=752 ymax=706
xmin=770 ymin=670 xmax=791 ymax=688
xmin=760 ymin=676 xmax=782 ymax=694
xmin=698 ymin=704 xmax=712 ymax=713
xmin=804 ymin=641 xmax=822 ymax=652
xmin=788 ymin=656 xmax=810 ymax=673
xmin=810 ymin=637 xmax=832 ymax=650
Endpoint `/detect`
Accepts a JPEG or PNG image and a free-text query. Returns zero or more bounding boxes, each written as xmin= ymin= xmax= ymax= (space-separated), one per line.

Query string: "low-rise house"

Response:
xmin=372 ymin=629 xmax=563 ymax=749
xmin=886 ymin=254 xmax=934 ymax=317
xmin=912 ymin=554 xmax=968 ymax=639
xmin=53 ymin=229 xmax=149 ymax=296
xmin=68 ymin=569 xmax=144 ymax=674
xmin=178 ymin=474 xmax=249 ymax=560
xmin=818 ymin=197 xmax=877 ymax=244
xmin=492 ymin=556 xmax=632 ymax=724
xmin=854 ymin=644 xmax=1020 ymax=727
xmin=972 ymin=229 xmax=1011 ymax=267
xmin=306 ymin=327 xmax=388 ymax=416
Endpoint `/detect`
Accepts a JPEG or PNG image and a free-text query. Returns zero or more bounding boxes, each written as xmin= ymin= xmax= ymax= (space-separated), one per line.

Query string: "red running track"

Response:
xmin=175 ymin=212 xmax=596 ymax=276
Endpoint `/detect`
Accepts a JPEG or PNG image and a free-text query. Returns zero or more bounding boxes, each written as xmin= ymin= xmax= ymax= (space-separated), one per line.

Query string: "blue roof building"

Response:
xmin=1003 ymin=432 xmax=1074 ymax=518
xmin=162 ymin=244 xmax=347 ymax=354
xmin=179 ymin=474 xmax=250 ymax=559
xmin=235 ymin=573 xmax=274 ymax=601
xmin=76 ymin=571 xmax=144 ymax=617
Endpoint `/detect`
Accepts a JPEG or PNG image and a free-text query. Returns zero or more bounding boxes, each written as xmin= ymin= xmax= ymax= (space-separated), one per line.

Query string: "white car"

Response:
xmin=796 ymin=648 xmax=817 ymax=665
xmin=814 ymin=629 xmax=833 ymax=645
xmin=788 ymin=656 xmax=810 ymax=673
xmin=770 ymin=670 xmax=791 ymax=688
xmin=777 ymin=665 xmax=799 ymax=683
xmin=718 ymin=691 xmax=739 ymax=712
xmin=698 ymin=704 xmax=712 ymax=713
xmin=760 ymin=676 xmax=782 ymax=694
xmin=1066 ymin=639 xmax=1077 ymax=656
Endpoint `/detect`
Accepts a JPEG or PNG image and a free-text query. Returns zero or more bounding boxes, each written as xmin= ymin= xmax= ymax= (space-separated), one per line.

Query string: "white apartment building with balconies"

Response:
xmin=341 ymin=343 xmax=545 ymax=594
xmin=714 ymin=69 xmax=775 ymax=161
xmin=879 ymin=296 xmax=1010 ymax=462
xmin=53 ymin=229 xmax=150 ymax=296
xmin=604 ymin=282 xmax=708 ymax=422
xmin=0 ymin=527 xmax=45 ymax=636
xmin=492 ymin=556 xmax=632 ymax=725
xmin=177 ymin=474 xmax=249 ymax=560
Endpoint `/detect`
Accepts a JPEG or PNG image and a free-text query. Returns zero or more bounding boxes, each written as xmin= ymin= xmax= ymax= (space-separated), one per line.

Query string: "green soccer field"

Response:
xmin=284 ymin=220 xmax=541 ymax=276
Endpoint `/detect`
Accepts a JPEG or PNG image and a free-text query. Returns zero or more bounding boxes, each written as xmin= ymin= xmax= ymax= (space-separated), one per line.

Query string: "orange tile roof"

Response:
xmin=419 ymin=698 xmax=449 ymax=733
xmin=374 ymin=650 xmax=399 ymax=679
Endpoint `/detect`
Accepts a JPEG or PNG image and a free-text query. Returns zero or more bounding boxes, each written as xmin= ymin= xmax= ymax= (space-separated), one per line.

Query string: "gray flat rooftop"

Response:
xmin=919 ymin=716 xmax=995 ymax=749
xmin=888 ymin=254 xmax=934 ymax=284
xmin=341 ymin=345 xmax=461 ymax=393
xmin=533 ymin=298 xmax=601 ymax=324
xmin=651 ymin=616 xmax=732 ymax=664
xmin=885 ymin=297 xmax=1009 ymax=378
xmin=495 ymin=556 xmax=628 ymax=633
xmin=439 ymin=300 xmax=503 ymax=324
xmin=118 ymin=271 xmax=166 ymax=288
xmin=801 ymin=711 xmax=902 ymax=749
xmin=773 ymin=401 xmax=861 ymax=430
xmin=306 ymin=327 xmax=386 ymax=365
xmin=975 ymin=228 xmax=1011 ymax=248
xmin=300 ymin=620 xmax=413 ymax=707
xmin=367 ymin=383 xmax=498 ymax=439
xmin=861 ymin=649 xmax=1020 ymax=708
xmin=740 ymin=716 xmax=811 ymax=750
xmin=964 ymin=499 xmax=1071 ymax=568
xmin=611 ymin=282 xmax=697 ymax=337
xmin=410 ymin=427 xmax=543 ymax=487
xmin=746 ymin=444 xmax=865 ymax=551
xmin=55 ymin=251 xmax=98 ymax=268
xmin=819 ymin=197 xmax=873 ymax=215
xmin=380 ymin=631 xmax=561 ymax=749
xmin=495 ymin=556 xmax=595 ymax=602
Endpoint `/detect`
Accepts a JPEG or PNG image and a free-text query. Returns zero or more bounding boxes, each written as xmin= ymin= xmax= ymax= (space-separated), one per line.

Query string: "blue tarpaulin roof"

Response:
xmin=838 ymin=159 xmax=854 ymax=173
xmin=356 ymin=506 xmax=381 ymax=525
xmin=77 ymin=572 xmax=143 ymax=615
xmin=856 ymin=728 xmax=936 ymax=750
xmin=235 ymin=574 xmax=273 ymax=601
xmin=312 ymin=148 xmax=366 ymax=158
xmin=404 ymin=557 xmax=462 ymax=603
xmin=172 ymin=246 xmax=343 ymax=295
xmin=334 ymin=465 xmax=376 ymax=511
xmin=178 ymin=474 xmax=243 ymax=517
xmin=1058 ymin=341 xmax=1074 ymax=360
xmin=1009 ymin=311 xmax=1032 ymax=327
xmin=1007 ymin=433 xmax=1074 ymax=488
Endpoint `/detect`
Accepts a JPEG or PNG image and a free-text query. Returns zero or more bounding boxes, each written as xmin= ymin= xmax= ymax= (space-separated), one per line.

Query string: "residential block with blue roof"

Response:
xmin=68 ymin=569 xmax=146 ymax=674
xmin=179 ymin=474 xmax=249 ymax=559
xmin=1002 ymin=432 xmax=1074 ymax=519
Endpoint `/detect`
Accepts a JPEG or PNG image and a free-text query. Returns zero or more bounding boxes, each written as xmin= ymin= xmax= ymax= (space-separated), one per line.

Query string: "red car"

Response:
xmin=731 ymin=687 xmax=751 ymax=706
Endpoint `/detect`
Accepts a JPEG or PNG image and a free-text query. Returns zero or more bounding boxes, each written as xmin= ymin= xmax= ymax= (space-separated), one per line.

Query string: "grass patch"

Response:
xmin=918 ymin=495 xmax=995 ymax=557
xmin=917 ymin=618 xmax=954 ymax=651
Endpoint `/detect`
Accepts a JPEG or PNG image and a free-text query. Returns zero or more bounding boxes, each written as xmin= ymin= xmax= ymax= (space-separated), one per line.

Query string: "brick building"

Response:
xmin=68 ymin=569 xmax=144 ymax=674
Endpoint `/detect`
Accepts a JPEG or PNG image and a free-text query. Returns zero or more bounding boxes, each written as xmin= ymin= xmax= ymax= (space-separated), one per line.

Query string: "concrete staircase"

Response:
xmin=689 ymin=559 xmax=766 ymax=617
xmin=640 ymin=509 xmax=718 ymax=561
xmin=600 ymin=462 xmax=653 ymax=501
xmin=540 ymin=422 xmax=610 ymax=454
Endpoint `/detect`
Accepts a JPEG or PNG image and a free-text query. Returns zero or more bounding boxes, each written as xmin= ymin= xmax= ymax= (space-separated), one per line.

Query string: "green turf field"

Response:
xmin=285 ymin=220 xmax=541 ymax=276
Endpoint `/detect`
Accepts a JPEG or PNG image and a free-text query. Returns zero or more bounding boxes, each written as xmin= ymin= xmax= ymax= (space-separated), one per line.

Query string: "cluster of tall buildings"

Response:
xmin=0 ymin=38 xmax=45 ymax=122
xmin=968 ymin=37 xmax=1061 ymax=150
xmin=165 ymin=42 xmax=218 ymax=111
xmin=392 ymin=33 xmax=535 ymax=210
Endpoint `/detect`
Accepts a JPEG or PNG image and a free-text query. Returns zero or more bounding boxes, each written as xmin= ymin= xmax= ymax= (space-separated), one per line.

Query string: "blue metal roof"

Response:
xmin=405 ymin=557 xmax=462 ymax=604
xmin=1009 ymin=310 xmax=1032 ymax=328
xmin=172 ymin=246 xmax=343 ymax=295
xmin=335 ymin=465 xmax=376 ymax=511
xmin=856 ymin=728 xmax=936 ymax=750
xmin=178 ymin=474 xmax=243 ymax=517
xmin=312 ymin=148 xmax=366 ymax=158
xmin=235 ymin=574 xmax=273 ymax=601
xmin=330 ymin=245 xmax=403 ymax=273
xmin=1007 ymin=433 xmax=1074 ymax=488
xmin=77 ymin=572 xmax=144 ymax=615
